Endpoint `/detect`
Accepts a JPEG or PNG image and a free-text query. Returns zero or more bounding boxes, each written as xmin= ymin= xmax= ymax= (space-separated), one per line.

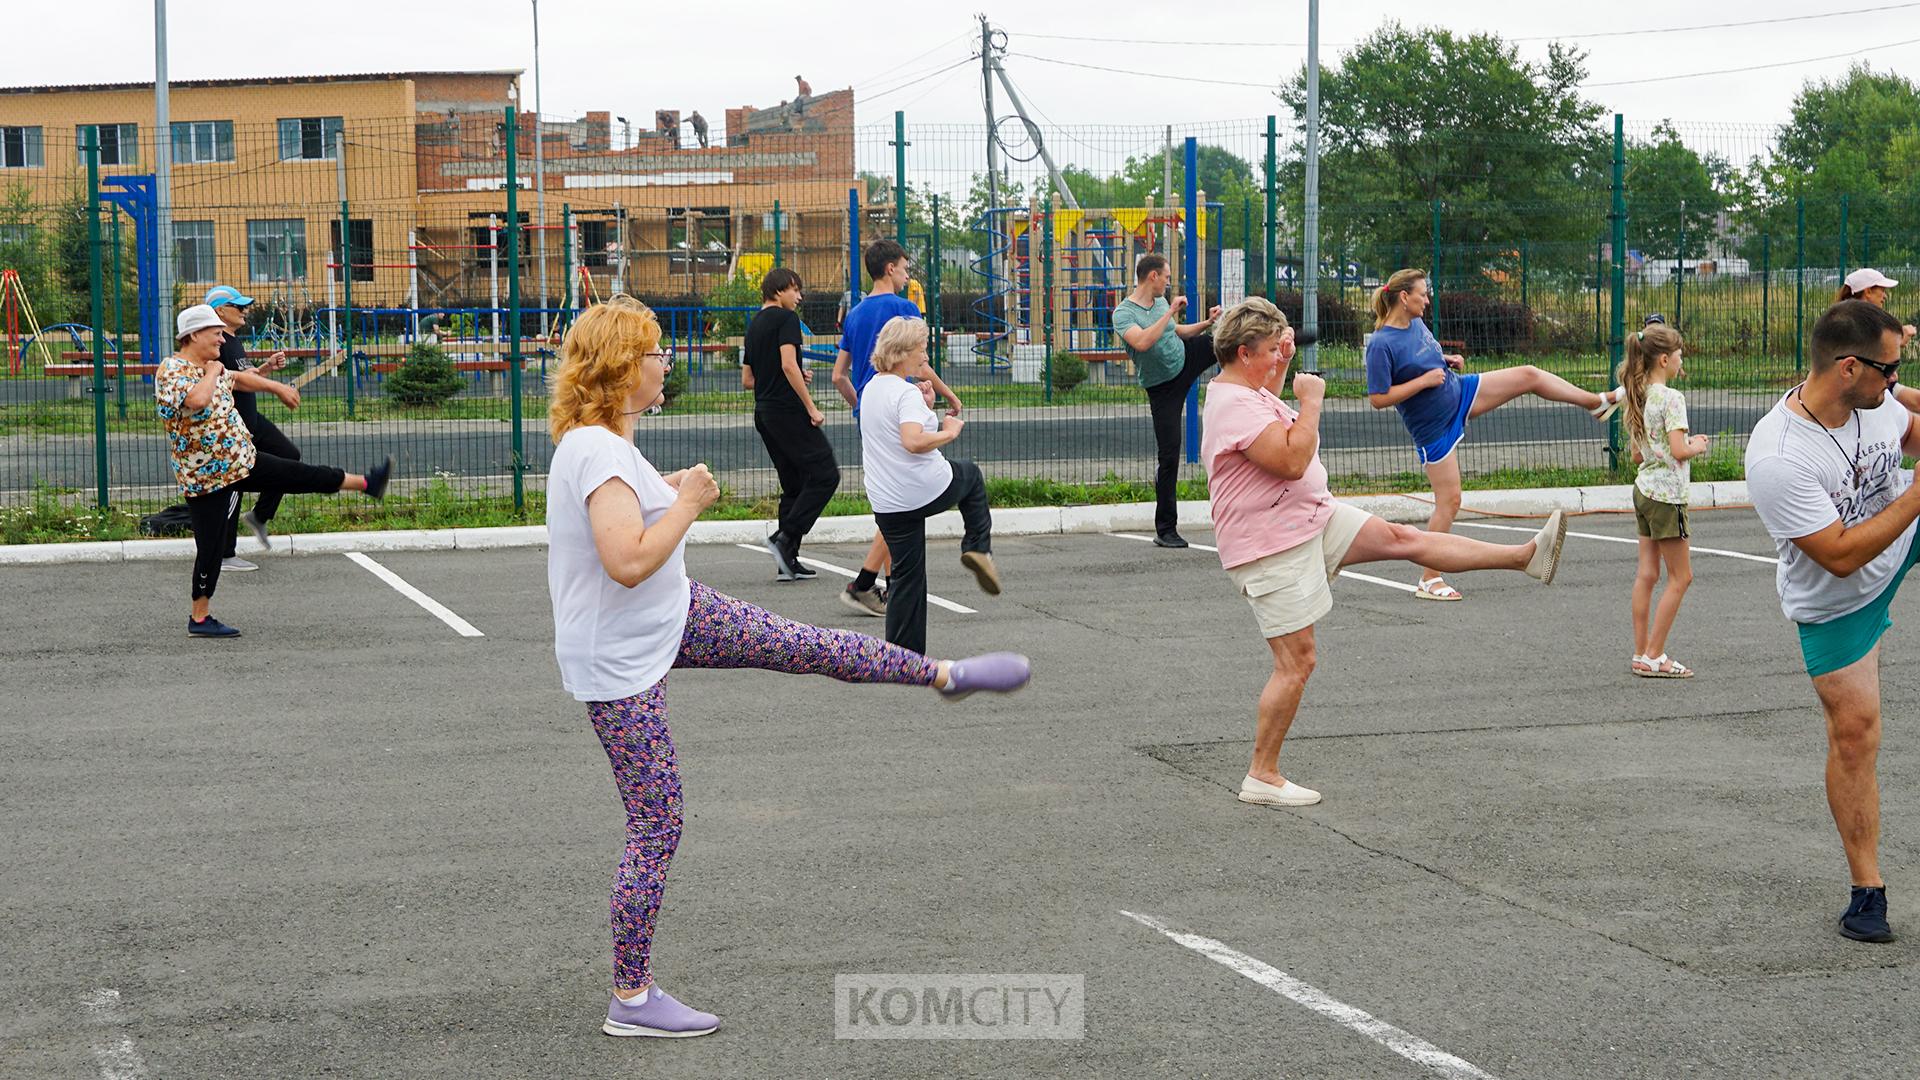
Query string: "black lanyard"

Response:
xmin=1795 ymin=387 xmax=1863 ymax=489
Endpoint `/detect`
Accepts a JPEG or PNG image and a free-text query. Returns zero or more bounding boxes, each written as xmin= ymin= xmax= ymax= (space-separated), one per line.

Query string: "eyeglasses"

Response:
xmin=644 ymin=349 xmax=673 ymax=370
xmin=1837 ymin=354 xmax=1899 ymax=382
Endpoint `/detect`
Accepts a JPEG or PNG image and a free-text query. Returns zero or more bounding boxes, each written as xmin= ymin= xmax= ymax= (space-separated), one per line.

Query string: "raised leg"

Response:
xmin=673 ymin=580 xmax=939 ymax=685
xmin=1468 ymin=364 xmax=1604 ymax=418
xmin=1340 ymin=514 xmax=1530 ymax=574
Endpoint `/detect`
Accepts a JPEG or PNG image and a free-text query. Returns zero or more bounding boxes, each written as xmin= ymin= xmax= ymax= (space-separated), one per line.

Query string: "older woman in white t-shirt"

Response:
xmin=858 ymin=316 xmax=1003 ymax=654
xmin=546 ymin=298 xmax=1030 ymax=1040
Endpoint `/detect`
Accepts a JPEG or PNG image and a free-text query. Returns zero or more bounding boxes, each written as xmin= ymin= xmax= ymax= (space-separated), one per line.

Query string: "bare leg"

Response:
xmin=1644 ymin=538 xmax=1694 ymax=660
xmin=1469 ymin=365 xmax=1604 ymax=417
xmin=192 ymin=597 xmax=211 ymax=621
xmin=1247 ymin=626 xmax=1315 ymax=787
xmin=340 ymin=472 xmax=368 ymax=492
xmin=1811 ymin=649 xmax=1885 ymax=887
xmin=1420 ymin=455 xmax=1464 ymax=583
xmin=1631 ymin=538 xmax=1659 ymax=660
xmin=1343 ymin=513 xmax=1530 ymax=574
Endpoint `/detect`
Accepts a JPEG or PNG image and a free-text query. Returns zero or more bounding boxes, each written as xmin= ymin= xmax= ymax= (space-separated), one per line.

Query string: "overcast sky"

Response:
xmin=11 ymin=0 xmax=1917 ymax=143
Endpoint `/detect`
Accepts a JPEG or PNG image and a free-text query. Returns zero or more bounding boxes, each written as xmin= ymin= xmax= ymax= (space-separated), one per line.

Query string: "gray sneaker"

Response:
xmin=221 ymin=557 xmax=259 ymax=572
xmin=839 ymin=584 xmax=887 ymax=617
xmin=241 ymin=510 xmax=271 ymax=550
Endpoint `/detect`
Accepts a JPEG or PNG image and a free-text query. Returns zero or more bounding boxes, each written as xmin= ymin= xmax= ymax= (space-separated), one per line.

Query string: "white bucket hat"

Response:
xmin=175 ymin=304 xmax=225 ymax=341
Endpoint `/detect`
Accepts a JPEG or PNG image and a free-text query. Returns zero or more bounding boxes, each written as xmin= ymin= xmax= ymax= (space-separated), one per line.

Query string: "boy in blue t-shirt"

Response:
xmin=829 ymin=239 xmax=963 ymax=617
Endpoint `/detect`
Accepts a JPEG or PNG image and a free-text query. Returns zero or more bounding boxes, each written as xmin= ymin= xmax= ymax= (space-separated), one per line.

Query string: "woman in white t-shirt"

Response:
xmin=546 ymin=298 xmax=1031 ymax=1041
xmin=857 ymin=316 xmax=1003 ymax=654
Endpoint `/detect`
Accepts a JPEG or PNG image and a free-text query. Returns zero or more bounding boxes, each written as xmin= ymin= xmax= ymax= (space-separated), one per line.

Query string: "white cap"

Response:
xmin=1846 ymin=267 xmax=1898 ymax=293
xmin=176 ymin=304 xmax=224 ymax=341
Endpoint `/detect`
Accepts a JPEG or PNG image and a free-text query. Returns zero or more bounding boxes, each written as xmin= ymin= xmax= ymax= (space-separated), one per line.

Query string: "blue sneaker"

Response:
xmin=188 ymin=616 xmax=241 ymax=638
xmin=603 ymin=987 xmax=719 ymax=1038
xmin=1840 ymin=886 xmax=1895 ymax=943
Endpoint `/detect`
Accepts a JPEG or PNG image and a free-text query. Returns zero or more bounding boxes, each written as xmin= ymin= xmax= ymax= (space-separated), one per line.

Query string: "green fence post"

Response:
xmin=893 ymin=110 xmax=908 ymax=245
xmin=86 ymin=139 xmax=107 ymax=508
xmin=1594 ymin=238 xmax=1604 ymax=355
xmin=1863 ymin=223 xmax=1873 ymax=265
xmin=1796 ymin=196 xmax=1806 ymax=372
xmin=1264 ymin=115 xmax=1277 ymax=301
xmin=1762 ymin=232 xmax=1771 ymax=358
xmin=1519 ymin=238 xmax=1529 ymax=313
xmin=772 ymin=198 xmax=782 ymax=268
xmin=336 ymin=131 xmax=355 ymax=421
xmin=111 ymin=207 xmax=126 ymax=419
xmin=1608 ymin=113 xmax=1627 ymax=471
xmin=1429 ymin=199 xmax=1442 ymax=330
xmin=929 ymin=193 xmax=943 ymax=373
xmin=561 ymin=202 xmax=573 ymax=326
xmin=1838 ymin=194 xmax=1850 ymax=283
xmin=1041 ymin=206 xmax=1054 ymax=405
xmin=1674 ymin=206 xmax=1685 ymax=327
xmin=506 ymin=104 xmax=525 ymax=513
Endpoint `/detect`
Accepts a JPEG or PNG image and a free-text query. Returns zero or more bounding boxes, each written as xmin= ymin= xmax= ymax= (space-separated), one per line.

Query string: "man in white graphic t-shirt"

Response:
xmin=1747 ymin=299 xmax=1917 ymax=944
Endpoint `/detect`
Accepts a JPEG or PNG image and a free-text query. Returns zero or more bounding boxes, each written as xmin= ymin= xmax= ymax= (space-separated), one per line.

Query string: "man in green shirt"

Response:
xmin=1112 ymin=252 xmax=1222 ymax=547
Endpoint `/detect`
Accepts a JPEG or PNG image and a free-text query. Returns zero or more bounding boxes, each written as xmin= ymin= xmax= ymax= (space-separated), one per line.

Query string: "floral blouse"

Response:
xmin=155 ymin=355 xmax=256 ymax=496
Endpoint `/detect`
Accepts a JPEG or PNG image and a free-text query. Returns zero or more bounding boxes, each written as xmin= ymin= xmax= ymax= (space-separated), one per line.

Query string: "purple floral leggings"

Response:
xmin=586 ymin=580 xmax=941 ymax=991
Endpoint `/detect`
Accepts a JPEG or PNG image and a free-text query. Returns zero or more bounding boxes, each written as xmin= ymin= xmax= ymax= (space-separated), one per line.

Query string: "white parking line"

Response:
xmin=1120 ymin=912 xmax=1503 ymax=1080
xmin=1451 ymin=521 xmax=1780 ymax=564
xmin=82 ymin=989 xmax=152 ymax=1080
xmin=731 ymin=544 xmax=977 ymax=614
xmin=1109 ymin=533 xmax=1419 ymax=593
xmin=344 ymin=552 xmax=486 ymax=636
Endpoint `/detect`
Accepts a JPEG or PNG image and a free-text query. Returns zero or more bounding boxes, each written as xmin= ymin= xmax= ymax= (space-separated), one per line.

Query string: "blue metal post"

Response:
xmin=848 ymin=186 xmax=861 ymax=310
xmin=1183 ymin=136 xmax=1199 ymax=464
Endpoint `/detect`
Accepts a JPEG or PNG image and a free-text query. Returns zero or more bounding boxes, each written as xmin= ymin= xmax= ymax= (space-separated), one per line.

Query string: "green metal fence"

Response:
xmin=0 ymin=111 xmax=1915 ymax=534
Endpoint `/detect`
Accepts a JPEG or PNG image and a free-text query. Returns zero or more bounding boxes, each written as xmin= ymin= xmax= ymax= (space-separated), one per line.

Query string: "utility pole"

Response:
xmin=533 ymin=0 xmax=548 ymax=334
xmin=1301 ymin=0 xmax=1321 ymax=372
xmin=153 ymin=0 xmax=173 ymax=339
xmin=980 ymin=15 xmax=999 ymax=211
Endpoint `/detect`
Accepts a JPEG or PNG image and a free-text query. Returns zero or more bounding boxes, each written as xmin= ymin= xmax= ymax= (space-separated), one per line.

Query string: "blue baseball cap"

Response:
xmin=204 ymin=285 xmax=254 ymax=309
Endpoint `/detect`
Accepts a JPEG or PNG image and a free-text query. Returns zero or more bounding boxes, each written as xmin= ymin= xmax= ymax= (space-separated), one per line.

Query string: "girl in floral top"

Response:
xmin=1620 ymin=320 xmax=1710 ymax=678
xmin=158 ymin=304 xmax=393 ymax=638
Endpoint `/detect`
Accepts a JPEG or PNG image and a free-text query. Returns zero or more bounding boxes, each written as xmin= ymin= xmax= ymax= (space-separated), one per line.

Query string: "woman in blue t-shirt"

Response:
xmin=1365 ymin=269 xmax=1623 ymax=600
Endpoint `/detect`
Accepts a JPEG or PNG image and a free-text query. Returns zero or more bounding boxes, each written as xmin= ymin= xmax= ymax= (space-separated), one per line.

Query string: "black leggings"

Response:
xmin=872 ymin=460 xmax=992 ymax=656
xmin=188 ymin=453 xmax=346 ymax=601
xmin=224 ymin=403 xmax=302 ymax=556
xmin=1144 ymin=335 xmax=1217 ymax=535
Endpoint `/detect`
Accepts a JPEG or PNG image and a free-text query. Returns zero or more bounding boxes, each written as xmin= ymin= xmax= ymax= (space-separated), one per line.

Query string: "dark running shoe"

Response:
xmin=764 ymin=532 xmax=798 ymax=580
xmin=364 ymin=457 xmax=394 ymax=500
xmin=188 ymin=616 xmax=241 ymax=638
xmin=1153 ymin=531 xmax=1189 ymax=549
xmin=839 ymin=584 xmax=886 ymax=617
xmin=791 ymin=560 xmax=818 ymax=579
xmin=1840 ymin=886 xmax=1895 ymax=943
xmin=241 ymin=509 xmax=271 ymax=550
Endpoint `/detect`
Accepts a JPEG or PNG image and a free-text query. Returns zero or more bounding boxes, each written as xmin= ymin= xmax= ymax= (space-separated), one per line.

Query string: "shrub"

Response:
xmin=1049 ymin=351 xmax=1088 ymax=394
xmin=386 ymin=341 xmax=465 ymax=407
xmin=705 ymin=271 xmax=765 ymax=338
xmin=1269 ymin=288 xmax=1364 ymax=347
xmin=1433 ymin=292 xmax=1535 ymax=354
xmin=661 ymin=361 xmax=691 ymax=407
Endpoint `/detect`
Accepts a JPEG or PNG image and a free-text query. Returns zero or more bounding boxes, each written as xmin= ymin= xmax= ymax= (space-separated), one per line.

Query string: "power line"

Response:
xmin=1009 ymin=52 xmax=1280 ymax=90
xmin=894 ymin=62 xmax=977 ymax=112
xmin=852 ymin=31 xmax=973 ymax=90
xmin=1583 ymin=34 xmax=1920 ymax=86
xmin=862 ymin=56 xmax=979 ymax=104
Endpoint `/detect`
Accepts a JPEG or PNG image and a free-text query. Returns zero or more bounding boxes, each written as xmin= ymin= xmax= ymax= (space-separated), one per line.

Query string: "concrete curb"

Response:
xmin=0 ymin=482 xmax=1751 ymax=566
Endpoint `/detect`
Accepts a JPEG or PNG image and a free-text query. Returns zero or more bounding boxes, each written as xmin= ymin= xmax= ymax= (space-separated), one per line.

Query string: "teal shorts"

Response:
xmin=1798 ymin=532 xmax=1920 ymax=677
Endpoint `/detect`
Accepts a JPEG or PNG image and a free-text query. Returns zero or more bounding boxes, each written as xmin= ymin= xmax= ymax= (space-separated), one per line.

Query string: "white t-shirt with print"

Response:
xmin=1747 ymin=388 xmax=1916 ymax=624
xmin=546 ymin=425 xmax=691 ymax=701
xmin=1634 ymin=383 xmax=1692 ymax=505
xmin=859 ymin=373 xmax=954 ymax=513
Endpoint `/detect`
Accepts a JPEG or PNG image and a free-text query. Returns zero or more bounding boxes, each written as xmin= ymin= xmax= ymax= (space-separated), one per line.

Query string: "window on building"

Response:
xmin=278 ymin=117 xmax=345 ymax=161
xmin=468 ymin=214 xmax=529 ymax=267
xmin=328 ymin=218 xmax=374 ymax=282
xmin=172 ymin=121 xmax=234 ymax=164
xmin=580 ymin=218 xmax=617 ymax=269
xmin=247 ymin=219 xmax=307 ymax=281
xmin=667 ymin=206 xmax=730 ymax=272
xmin=1 ymin=127 xmax=45 ymax=169
xmin=76 ymin=124 xmax=138 ymax=166
xmin=174 ymin=220 xmax=217 ymax=283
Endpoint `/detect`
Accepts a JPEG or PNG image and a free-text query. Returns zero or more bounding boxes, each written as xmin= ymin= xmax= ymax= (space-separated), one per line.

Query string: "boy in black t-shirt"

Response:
xmin=742 ymin=268 xmax=839 ymax=579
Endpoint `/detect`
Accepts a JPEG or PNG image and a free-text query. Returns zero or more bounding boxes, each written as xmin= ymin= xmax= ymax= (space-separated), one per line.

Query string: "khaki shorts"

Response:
xmin=1225 ymin=502 xmax=1374 ymax=639
xmin=1632 ymin=488 xmax=1689 ymax=540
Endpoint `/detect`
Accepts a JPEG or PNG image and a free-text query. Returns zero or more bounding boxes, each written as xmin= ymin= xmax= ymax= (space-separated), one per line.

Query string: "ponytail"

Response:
xmin=1837 ymin=284 xmax=1857 ymax=303
xmin=1372 ymin=268 xmax=1427 ymax=323
xmin=1619 ymin=322 xmax=1685 ymax=453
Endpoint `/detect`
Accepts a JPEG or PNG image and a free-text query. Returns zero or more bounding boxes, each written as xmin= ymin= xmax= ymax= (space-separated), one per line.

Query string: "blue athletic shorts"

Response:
xmin=1415 ymin=373 xmax=1480 ymax=466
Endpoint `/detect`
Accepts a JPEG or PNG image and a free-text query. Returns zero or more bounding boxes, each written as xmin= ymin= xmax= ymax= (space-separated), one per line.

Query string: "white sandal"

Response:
xmin=1590 ymin=387 xmax=1625 ymax=422
xmin=1415 ymin=576 xmax=1464 ymax=601
xmin=1633 ymin=653 xmax=1693 ymax=679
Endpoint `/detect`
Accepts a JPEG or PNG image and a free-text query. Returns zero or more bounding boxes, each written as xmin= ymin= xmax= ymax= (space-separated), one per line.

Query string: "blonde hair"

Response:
xmin=1618 ymin=322 xmax=1685 ymax=453
xmin=1372 ymin=268 xmax=1427 ymax=322
xmin=1212 ymin=297 xmax=1291 ymax=364
xmin=870 ymin=315 xmax=929 ymax=373
xmin=548 ymin=296 xmax=662 ymax=441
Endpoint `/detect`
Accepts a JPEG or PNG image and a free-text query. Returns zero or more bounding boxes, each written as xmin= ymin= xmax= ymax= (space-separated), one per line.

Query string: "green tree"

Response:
xmin=1277 ymin=22 xmax=1609 ymax=281
xmin=0 ymin=184 xmax=75 ymax=327
xmin=1737 ymin=65 xmax=1920 ymax=266
xmin=1626 ymin=121 xmax=1729 ymax=260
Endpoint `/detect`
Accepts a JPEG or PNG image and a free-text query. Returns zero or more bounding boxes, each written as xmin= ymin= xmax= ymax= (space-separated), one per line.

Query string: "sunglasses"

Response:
xmin=1844 ymin=354 xmax=1900 ymax=381
xmin=1643 ymin=313 xmax=1666 ymax=326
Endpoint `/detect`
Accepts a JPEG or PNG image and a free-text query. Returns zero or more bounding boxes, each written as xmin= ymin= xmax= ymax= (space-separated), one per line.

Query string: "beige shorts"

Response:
xmin=1225 ymin=502 xmax=1373 ymax=639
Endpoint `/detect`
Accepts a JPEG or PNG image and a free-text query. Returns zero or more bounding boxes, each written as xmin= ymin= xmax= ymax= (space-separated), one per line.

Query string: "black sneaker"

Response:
xmin=1840 ymin=886 xmax=1896 ymax=943
xmin=188 ymin=616 xmax=241 ymax=638
xmin=1153 ymin=531 xmax=1189 ymax=549
xmin=764 ymin=532 xmax=798 ymax=580
xmin=364 ymin=456 xmax=394 ymax=500
xmin=241 ymin=509 xmax=271 ymax=549
xmin=791 ymin=560 xmax=818 ymax=579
